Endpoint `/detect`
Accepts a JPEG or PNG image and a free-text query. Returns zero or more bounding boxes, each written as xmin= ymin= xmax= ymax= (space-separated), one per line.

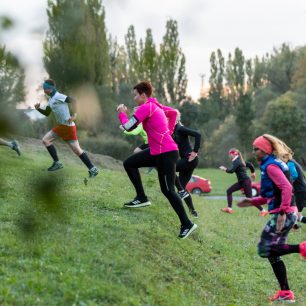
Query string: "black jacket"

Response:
xmin=291 ymin=159 xmax=306 ymax=193
xmin=226 ymin=156 xmax=255 ymax=181
xmin=173 ymin=123 xmax=201 ymax=158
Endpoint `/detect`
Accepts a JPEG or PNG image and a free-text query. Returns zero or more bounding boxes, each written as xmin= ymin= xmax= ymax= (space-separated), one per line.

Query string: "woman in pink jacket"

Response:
xmin=117 ymin=81 xmax=197 ymax=239
xmin=238 ymin=134 xmax=306 ymax=302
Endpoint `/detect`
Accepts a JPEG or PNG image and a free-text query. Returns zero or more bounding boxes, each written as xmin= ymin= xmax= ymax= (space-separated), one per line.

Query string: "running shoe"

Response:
xmin=178 ymin=223 xmax=198 ymax=239
xmin=11 ymin=140 xmax=21 ymax=156
xmin=269 ymin=290 xmax=295 ymax=303
xmin=88 ymin=166 xmax=99 ymax=178
xmin=47 ymin=161 xmax=63 ymax=171
xmin=292 ymin=223 xmax=301 ymax=231
xmin=124 ymin=197 xmax=151 ymax=208
xmin=299 ymin=241 xmax=306 ymax=259
xmin=221 ymin=207 xmax=234 ymax=214
xmin=190 ymin=210 xmax=199 ymax=218
xmin=178 ymin=190 xmax=190 ymax=200
xmin=259 ymin=210 xmax=269 ymax=217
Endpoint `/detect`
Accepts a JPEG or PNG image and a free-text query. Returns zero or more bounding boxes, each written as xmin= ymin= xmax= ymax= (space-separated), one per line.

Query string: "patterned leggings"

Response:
xmin=257 ymin=213 xmax=297 ymax=258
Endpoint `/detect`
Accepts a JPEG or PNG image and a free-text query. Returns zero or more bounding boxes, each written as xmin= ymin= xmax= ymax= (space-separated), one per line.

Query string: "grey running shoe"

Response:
xmin=11 ymin=140 xmax=21 ymax=156
xmin=88 ymin=166 xmax=99 ymax=178
xmin=47 ymin=161 xmax=63 ymax=171
xmin=178 ymin=190 xmax=190 ymax=200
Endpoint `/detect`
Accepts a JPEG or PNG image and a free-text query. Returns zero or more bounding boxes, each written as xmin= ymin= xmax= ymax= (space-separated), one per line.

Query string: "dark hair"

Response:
xmin=133 ymin=81 xmax=153 ymax=97
xmin=44 ymin=79 xmax=56 ymax=87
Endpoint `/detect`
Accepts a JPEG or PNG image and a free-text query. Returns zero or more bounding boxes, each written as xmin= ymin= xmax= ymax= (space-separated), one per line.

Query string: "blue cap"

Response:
xmin=43 ymin=82 xmax=55 ymax=91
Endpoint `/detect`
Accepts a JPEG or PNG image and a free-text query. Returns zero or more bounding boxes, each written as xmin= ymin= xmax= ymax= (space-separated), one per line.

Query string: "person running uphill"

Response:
xmin=219 ymin=148 xmax=268 ymax=215
xmin=238 ymin=134 xmax=306 ymax=303
xmin=34 ymin=79 xmax=99 ymax=177
xmin=117 ymin=81 xmax=197 ymax=239
xmin=282 ymin=151 xmax=306 ymax=229
xmin=173 ymin=113 xmax=201 ymax=218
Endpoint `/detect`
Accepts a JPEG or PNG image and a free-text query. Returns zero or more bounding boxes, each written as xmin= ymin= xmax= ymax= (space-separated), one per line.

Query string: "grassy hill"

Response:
xmin=0 ymin=139 xmax=305 ymax=305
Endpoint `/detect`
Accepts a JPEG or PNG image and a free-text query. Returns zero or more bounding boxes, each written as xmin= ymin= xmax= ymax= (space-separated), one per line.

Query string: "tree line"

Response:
xmin=1 ymin=0 xmax=306 ymax=165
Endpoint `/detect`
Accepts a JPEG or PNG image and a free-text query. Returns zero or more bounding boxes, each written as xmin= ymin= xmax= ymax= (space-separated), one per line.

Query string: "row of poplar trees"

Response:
xmin=43 ymin=0 xmax=187 ymax=105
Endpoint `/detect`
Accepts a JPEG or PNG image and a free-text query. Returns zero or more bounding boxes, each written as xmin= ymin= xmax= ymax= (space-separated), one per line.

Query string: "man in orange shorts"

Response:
xmin=34 ymin=79 xmax=99 ymax=178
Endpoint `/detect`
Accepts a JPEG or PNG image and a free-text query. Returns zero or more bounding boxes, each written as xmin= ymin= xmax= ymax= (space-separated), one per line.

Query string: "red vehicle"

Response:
xmin=241 ymin=181 xmax=261 ymax=197
xmin=186 ymin=175 xmax=212 ymax=195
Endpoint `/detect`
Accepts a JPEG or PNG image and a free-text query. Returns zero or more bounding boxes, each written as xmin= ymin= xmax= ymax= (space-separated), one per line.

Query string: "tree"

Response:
xmin=140 ymin=29 xmax=158 ymax=84
xmin=125 ymin=25 xmax=140 ymax=85
xmin=291 ymin=46 xmax=306 ymax=92
xmin=265 ymin=44 xmax=297 ymax=94
xmin=258 ymin=92 xmax=306 ymax=157
xmin=225 ymin=48 xmax=246 ymax=104
xmin=0 ymin=46 xmax=25 ymax=113
xmin=235 ymin=93 xmax=254 ymax=154
xmin=87 ymin=0 xmax=110 ymax=85
xmin=44 ymin=0 xmax=110 ymax=89
xmin=252 ymin=55 xmax=268 ymax=88
xmin=209 ymin=49 xmax=227 ymax=119
xmin=203 ymin=115 xmax=240 ymax=167
xmin=109 ymin=36 xmax=128 ymax=94
xmin=159 ymin=19 xmax=187 ymax=104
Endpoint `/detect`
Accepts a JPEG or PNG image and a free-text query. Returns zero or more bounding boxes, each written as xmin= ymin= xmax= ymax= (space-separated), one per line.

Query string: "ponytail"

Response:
xmin=229 ymin=148 xmax=246 ymax=166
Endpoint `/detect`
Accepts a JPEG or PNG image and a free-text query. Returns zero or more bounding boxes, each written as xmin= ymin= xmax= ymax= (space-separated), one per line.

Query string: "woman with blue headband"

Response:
xmin=34 ymin=79 xmax=99 ymax=177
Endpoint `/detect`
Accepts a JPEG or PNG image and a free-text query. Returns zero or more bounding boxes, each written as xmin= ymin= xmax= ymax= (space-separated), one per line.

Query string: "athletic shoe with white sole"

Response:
xmin=178 ymin=190 xmax=190 ymax=200
xmin=178 ymin=223 xmax=198 ymax=239
xmin=299 ymin=241 xmax=306 ymax=259
xmin=269 ymin=290 xmax=295 ymax=303
xmin=124 ymin=197 xmax=151 ymax=208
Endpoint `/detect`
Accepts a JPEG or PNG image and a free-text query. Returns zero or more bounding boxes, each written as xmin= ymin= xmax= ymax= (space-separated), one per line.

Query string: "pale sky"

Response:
xmin=1 ymin=0 xmax=306 ymax=106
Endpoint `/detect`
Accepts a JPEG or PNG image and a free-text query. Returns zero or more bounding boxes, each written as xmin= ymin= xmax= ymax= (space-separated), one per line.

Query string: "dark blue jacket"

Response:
xmin=260 ymin=155 xmax=292 ymax=211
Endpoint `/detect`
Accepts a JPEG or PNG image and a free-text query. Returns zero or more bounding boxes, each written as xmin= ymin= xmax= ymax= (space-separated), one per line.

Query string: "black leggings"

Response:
xmin=227 ymin=178 xmax=263 ymax=211
xmin=175 ymin=157 xmax=199 ymax=211
xmin=123 ymin=148 xmax=192 ymax=227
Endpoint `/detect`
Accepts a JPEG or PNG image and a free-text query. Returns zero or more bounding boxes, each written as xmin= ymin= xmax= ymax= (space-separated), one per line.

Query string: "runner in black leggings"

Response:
xmin=172 ymin=115 xmax=201 ymax=218
xmin=238 ymin=134 xmax=306 ymax=303
xmin=282 ymin=153 xmax=306 ymax=228
xmin=219 ymin=148 xmax=268 ymax=215
xmin=117 ymin=81 xmax=197 ymax=239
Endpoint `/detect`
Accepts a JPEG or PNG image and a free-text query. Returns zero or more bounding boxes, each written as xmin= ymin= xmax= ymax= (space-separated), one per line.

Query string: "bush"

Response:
xmin=81 ymin=135 xmax=132 ymax=160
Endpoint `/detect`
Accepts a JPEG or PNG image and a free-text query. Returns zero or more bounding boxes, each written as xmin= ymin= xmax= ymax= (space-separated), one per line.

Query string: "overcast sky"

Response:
xmin=1 ymin=0 xmax=306 ymax=106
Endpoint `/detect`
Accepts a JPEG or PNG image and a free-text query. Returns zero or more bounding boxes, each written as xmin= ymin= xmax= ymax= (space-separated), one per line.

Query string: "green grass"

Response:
xmin=0 ymin=144 xmax=305 ymax=305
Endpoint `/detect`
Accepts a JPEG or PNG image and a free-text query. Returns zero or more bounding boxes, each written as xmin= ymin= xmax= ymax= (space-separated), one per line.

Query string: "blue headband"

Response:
xmin=43 ymin=82 xmax=55 ymax=91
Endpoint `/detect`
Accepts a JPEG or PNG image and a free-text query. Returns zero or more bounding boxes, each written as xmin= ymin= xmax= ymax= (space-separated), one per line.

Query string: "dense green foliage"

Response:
xmin=3 ymin=1 xmax=306 ymax=167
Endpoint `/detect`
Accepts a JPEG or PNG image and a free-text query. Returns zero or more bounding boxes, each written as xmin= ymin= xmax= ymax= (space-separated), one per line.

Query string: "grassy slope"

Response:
xmin=0 ymin=144 xmax=305 ymax=306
